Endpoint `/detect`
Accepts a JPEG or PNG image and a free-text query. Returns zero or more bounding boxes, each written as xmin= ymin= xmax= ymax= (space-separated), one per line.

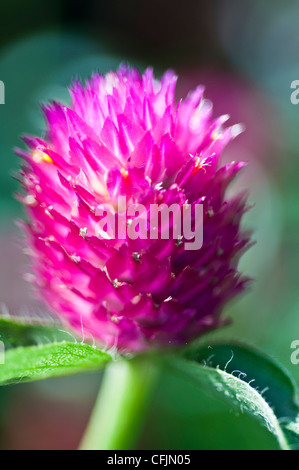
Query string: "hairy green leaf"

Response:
xmin=168 ymin=343 xmax=299 ymax=450
xmin=0 ymin=316 xmax=77 ymax=349
xmin=0 ymin=341 xmax=113 ymax=385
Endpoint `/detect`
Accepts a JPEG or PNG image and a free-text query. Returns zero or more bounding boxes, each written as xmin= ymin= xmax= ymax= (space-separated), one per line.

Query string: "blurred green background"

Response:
xmin=0 ymin=0 xmax=299 ymax=450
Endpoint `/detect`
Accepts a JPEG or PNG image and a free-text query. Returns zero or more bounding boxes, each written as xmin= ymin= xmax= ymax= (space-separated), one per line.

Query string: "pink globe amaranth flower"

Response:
xmin=16 ymin=65 xmax=251 ymax=352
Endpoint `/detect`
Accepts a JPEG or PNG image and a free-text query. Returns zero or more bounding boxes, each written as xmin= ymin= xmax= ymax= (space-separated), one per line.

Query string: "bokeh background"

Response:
xmin=0 ymin=0 xmax=299 ymax=450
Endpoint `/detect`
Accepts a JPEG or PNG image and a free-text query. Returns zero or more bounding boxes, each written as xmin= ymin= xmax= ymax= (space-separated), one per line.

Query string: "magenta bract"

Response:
xmin=17 ymin=65 xmax=250 ymax=352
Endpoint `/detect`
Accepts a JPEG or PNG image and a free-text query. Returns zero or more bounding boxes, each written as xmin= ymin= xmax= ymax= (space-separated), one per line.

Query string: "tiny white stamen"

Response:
xmin=24 ymin=195 xmax=37 ymax=206
xmin=79 ymin=227 xmax=88 ymax=239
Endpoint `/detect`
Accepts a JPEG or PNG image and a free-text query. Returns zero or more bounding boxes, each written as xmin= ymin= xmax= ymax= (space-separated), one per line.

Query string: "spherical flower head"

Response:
xmin=17 ymin=65 xmax=251 ymax=352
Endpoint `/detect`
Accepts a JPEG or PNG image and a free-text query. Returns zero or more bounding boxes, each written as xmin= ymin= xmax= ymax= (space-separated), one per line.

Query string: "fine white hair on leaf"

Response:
xmin=79 ymin=314 xmax=85 ymax=344
xmin=206 ymin=354 xmax=215 ymax=366
xmin=238 ymin=372 xmax=247 ymax=380
xmin=224 ymin=350 xmax=234 ymax=371
xmin=42 ymin=335 xmax=52 ymax=344
xmin=57 ymin=329 xmax=78 ymax=343
xmin=0 ymin=303 xmax=10 ymax=318
xmin=107 ymin=340 xmax=120 ymax=361
xmin=231 ymin=370 xmax=247 ymax=380
xmin=101 ymin=335 xmax=119 ymax=360
xmin=90 ymin=334 xmax=97 ymax=349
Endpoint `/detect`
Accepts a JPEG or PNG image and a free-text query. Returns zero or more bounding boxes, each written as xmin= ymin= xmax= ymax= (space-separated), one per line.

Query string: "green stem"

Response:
xmin=79 ymin=355 xmax=159 ymax=450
